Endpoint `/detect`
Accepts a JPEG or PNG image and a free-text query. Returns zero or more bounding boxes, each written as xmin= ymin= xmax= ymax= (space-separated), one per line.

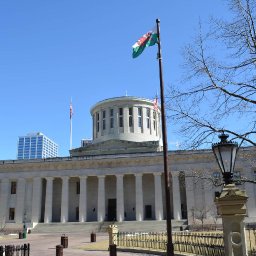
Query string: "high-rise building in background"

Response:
xmin=17 ymin=132 xmax=58 ymax=159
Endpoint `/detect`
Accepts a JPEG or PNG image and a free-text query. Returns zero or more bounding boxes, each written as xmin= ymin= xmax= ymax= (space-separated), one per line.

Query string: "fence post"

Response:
xmin=108 ymin=224 xmax=118 ymax=246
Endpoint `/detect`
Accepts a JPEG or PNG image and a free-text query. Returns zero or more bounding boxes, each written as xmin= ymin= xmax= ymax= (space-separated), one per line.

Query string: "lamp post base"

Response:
xmin=215 ymin=184 xmax=248 ymax=256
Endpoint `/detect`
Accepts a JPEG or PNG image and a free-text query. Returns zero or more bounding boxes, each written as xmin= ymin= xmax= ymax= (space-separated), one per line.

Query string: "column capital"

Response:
xmin=79 ymin=176 xmax=88 ymax=180
xmin=153 ymin=172 xmax=162 ymax=177
xmin=135 ymin=173 xmax=143 ymax=177
xmin=98 ymin=175 xmax=105 ymax=179
xmin=116 ymin=174 xmax=124 ymax=178
xmin=45 ymin=177 xmax=54 ymax=181
xmin=61 ymin=176 xmax=70 ymax=181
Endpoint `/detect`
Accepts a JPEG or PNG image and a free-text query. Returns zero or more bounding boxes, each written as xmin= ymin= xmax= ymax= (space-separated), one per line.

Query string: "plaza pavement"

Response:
xmin=0 ymin=232 xmax=156 ymax=256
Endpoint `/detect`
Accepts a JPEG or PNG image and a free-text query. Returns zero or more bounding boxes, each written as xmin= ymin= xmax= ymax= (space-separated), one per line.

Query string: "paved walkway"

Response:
xmin=0 ymin=232 xmax=154 ymax=256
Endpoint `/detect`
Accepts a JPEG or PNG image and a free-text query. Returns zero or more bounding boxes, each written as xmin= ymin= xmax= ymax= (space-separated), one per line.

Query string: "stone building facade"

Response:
xmin=0 ymin=96 xmax=255 ymax=229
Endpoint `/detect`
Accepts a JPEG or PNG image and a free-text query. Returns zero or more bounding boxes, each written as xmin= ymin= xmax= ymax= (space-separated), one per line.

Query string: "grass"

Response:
xmin=78 ymin=239 xmax=109 ymax=251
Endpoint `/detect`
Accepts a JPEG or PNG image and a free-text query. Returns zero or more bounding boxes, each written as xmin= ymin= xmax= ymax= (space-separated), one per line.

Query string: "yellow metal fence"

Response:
xmin=117 ymin=231 xmax=225 ymax=256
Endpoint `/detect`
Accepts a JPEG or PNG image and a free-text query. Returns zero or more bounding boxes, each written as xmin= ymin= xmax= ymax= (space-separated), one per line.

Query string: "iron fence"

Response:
xmin=0 ymin=243 xmax=30 ymax=256
xmin=116 ymin=231 xmax=225 ymax=255
xmin=246 ymin=224 xmax=256 ymax=256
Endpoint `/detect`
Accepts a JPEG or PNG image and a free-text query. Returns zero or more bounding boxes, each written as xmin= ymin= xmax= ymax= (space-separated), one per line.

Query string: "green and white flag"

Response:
xmin=132 ymin=27 xmax=158 ymax=58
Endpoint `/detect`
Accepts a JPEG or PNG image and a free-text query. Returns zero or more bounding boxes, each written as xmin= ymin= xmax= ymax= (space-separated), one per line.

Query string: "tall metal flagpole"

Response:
xmin=70 ymin=99 xmax=73 ymax=150
xmin=156 ymin=18 xmax=174 ymax=256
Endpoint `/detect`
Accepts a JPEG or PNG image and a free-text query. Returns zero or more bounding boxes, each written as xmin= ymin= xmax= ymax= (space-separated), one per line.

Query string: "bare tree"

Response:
xmin=167 ymin=0 xmax=256 ymax=149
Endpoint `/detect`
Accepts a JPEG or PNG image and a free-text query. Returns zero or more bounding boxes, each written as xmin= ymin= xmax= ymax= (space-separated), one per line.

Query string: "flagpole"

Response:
xmin=70 ymin=100 xmax=73 ymax=150
xmin=156 ymin=18 xmax=174 ymax=256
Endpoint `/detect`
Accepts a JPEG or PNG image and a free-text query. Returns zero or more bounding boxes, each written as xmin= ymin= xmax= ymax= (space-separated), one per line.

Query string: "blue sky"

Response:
xmin=0 ymin=0 xmax=228 ymax=160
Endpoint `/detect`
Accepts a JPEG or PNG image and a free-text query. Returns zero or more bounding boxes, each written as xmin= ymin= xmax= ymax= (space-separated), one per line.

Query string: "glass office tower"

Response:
xmin=17 ymin=132 xmax=58 ymax=159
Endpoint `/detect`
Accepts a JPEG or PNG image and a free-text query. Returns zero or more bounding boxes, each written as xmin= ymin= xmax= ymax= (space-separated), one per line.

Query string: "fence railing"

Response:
xmin=246 ymin=224 xmax=256 ymax=256
xmin=0 ymin=243 xmax=30 ymax=256
xmin=173 ymin=232 xmax=224 ymax=256
xmin=116 ymin=231 xmax=225 ymax=256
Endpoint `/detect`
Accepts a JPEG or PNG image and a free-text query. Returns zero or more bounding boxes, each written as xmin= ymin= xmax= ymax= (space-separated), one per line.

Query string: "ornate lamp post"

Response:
xmin=213 ymin=133 xmax=248 ymax=256
xmin=212 ymin=132 xmax=238 ymax=185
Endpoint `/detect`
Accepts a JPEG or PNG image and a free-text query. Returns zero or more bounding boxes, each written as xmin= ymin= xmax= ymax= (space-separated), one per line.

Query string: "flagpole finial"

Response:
xmin=156 ymin=18 xmax=160 ymax=23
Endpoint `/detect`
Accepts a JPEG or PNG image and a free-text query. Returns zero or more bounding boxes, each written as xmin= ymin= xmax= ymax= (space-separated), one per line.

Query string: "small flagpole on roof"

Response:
xmin=153 ymin=90 xmax=158 ymax=111
xmin=69 ymin=98 xmax=73 ymax=150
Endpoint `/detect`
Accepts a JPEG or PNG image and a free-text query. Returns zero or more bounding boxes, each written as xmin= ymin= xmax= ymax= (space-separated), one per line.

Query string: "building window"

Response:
xmin=102 ymin=110 xmax=106 ymax=130
xmin=11 ymin=181 xmax=16 ymax=194
xmin=76 ymin=182 xmax=80 ymax=195
xmin=138 ymin=107 xmax=142 ymax=128
xmin=129 ymin=107 xmax=133 ymax=127
xmin=234 ymin=171 xmax=242 ymax=185
xmin=110 ymin=109 xmax=114 ymax=129
xmin=153 ymin=111 xmax=156 ymax=130
xmin=96 ymin=112 xmax=100 ymax=132
xmin=146 ymin=108 xmax=150 ymax=129
xmin=213 ymin=171 xmax=221 ymax=181
xmin=213 ymin=171 xmax=221 ymax=185
xmin=119 ymin=108 xmax=123 ymax=128
xmin=9 ymin=208 xmax=15 ymax=220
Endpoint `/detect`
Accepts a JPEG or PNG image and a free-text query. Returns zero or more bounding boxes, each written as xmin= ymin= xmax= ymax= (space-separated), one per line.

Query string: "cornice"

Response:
xmin=0 ymin=147 xmax=254 ymax=172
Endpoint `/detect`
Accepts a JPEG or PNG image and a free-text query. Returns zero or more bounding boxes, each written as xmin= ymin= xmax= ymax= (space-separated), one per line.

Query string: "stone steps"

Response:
xmin=31 ymin=220 xmax=188 ymax=234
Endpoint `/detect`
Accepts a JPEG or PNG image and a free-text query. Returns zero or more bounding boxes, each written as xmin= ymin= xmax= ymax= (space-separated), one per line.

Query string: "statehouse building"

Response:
xmin=0 ymin=96 xmax=256 ymax=230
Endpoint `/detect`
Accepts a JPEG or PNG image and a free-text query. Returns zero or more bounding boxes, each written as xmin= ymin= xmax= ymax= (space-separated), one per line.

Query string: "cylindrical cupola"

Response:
xmin=90 ymin=96 xmax=162 ymax=144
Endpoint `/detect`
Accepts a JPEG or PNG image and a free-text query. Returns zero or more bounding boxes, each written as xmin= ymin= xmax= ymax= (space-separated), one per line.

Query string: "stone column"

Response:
xmin=135 ymin=173 xmax=143 ymax=221
xmin=116 ymin=175 xmax=124 ymax=222
xmin=154 ymin=173 xmax=163 ymax=220
xmin=31 ymin=177 xmax=42 ymax=225
xmin=97 ymin=175 xmax=105 ymax=222
xmin=0 ymin=178 xmax=9 ymax=225
xmin=133 ymin=106 xmax=139 ymax=134
xmin=245 ymin=169 xmax=256 ymax=217
xmin=79 ymin=176 xmax=87 ymax=222
xmin=44 ymin=177 xmax=53 ymax=223
xmin=203 ymin=175 xmax=214 ymax=218
xmin=61 ymin=176 xmax=69 ymax=223
xmin=215 ymin=184 xmax=248 ymax=256
xmin=185 ymin=173 xmax=196 ymax=224
xmin=123 ymin=107 xmax=129 ymax=134
xmin=173 ymin=172 xmax=182 ymax=220
xmin=15 ymin=178 xmax=26 ymax=224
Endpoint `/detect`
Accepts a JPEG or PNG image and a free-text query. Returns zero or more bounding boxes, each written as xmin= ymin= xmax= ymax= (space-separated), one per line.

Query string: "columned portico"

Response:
xmin=0 ymin=178 xmax=9 ymax=225
xmin=44 ymin=177 xmax=54 ymax=223
xmin=61 ymin=176 xmax=69 ymax=223
xmin=15 ymin=178 xmax=26 ymax=224
xmin=97 ymin=175 xmax=105 ymax=222
xmin=154 ymin=173 xmax=163 ymax=220
xmin=31 ymin=177 xmax=42 ymax=225
xmin=79 ymin=176 xmax=87 ymax=222
xmin=173 ymin=173 xmax=182 ymax=220
xmin=116 ymin=174 xmax=124 ymax=222
xmin=135 ymin=173 xmax=143 ymax=221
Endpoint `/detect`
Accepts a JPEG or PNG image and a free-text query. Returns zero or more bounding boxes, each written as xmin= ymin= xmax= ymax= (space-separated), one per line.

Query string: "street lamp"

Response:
xmin=212 ymin=132 xmax=238 ymax=185
xmin=213 ymin=132 xmax=248 ymax=256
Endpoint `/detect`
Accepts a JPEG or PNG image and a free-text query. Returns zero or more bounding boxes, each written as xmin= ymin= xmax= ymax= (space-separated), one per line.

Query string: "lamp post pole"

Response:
xmin=156 ymin=18 xmax=174 ymax=256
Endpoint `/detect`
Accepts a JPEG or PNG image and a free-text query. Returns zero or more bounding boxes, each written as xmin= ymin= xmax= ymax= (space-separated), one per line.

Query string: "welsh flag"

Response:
xmin=132 ymin=27 xmax=158 ymax=58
